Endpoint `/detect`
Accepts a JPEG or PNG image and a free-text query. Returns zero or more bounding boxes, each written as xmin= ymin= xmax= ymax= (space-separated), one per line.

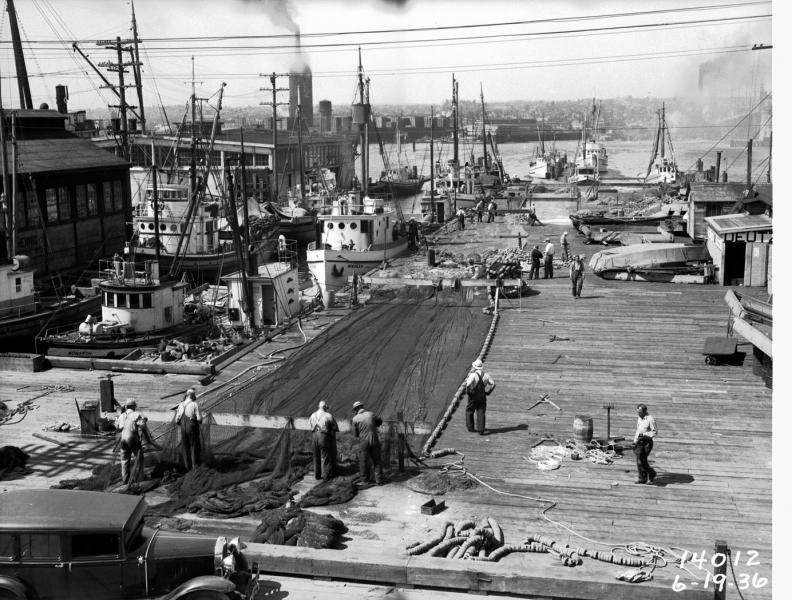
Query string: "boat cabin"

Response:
xmin=316 ymin=196 xmax=402 ymax=252
xmin=0 ymin=257 xmax=36 ymax=318
xmin=92 ymin=258 xmax=188 ymax=335
xmin=704 ymin=213 xmax=772 ymax=287
xmin=133 ymin=183 xmax=225 ymax=256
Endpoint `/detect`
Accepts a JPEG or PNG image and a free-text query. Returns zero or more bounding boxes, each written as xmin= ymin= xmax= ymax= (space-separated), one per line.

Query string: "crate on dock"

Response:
xmin=0 ymin=352 xmax=48 ymax=372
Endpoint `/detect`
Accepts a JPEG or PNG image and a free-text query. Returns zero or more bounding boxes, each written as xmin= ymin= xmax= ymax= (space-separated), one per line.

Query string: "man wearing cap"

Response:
xmin=309 ymin=400 xmax=339 ymax=481
xmin=115 ymin=399 xmax=160 ymax=485
xmin=352 ymin=401 xmax=384 ymax=485
xmin=464 ymin=359 xmax=496 ymax=435
xmin=175 ymin=388 xmax=203 ymax=471
xmin=408 ymin=217 xmax=419 ymax=250
xmin=633 ymin=404 xmax=658 ymax=484
xmin=570 ymin=254 xmax=586 ymax=298
xmin=543 ymin=238 xmax=555 ymax=279
xmin=560 ymin=231 xmax=570 ymax=263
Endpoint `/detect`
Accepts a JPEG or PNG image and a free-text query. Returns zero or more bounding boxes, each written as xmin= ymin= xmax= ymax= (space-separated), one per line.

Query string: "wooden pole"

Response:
xmin=713 ymin=540 xmax=728 ymax=600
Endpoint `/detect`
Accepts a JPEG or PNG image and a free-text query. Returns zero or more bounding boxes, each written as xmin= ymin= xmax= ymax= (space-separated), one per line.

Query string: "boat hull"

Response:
xmin=368 ymin=179 xmax=427 ymax=199
xmin=0 ymin=295 xmax=102 ymax=350
xmin=306 ymin=240 xmax=410 ymax=301
xmin=589 ymin=243 xmax=711 ymax=279
xmin=38 ymin=322 xmax=213 ymax=359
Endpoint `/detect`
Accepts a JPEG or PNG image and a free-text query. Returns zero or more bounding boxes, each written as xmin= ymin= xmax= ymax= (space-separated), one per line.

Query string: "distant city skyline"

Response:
xmin=0 ymin=0 xmax=773 ymax=113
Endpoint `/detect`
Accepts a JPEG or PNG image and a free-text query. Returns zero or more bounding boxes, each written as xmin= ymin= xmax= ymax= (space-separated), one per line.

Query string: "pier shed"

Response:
xmin=687 ymin=182 xmax=771 ymax=240
xmin=222 ymin=261 xmax=301 ymax=329
xmin=704 ymin=213 xmax=771 ymax=286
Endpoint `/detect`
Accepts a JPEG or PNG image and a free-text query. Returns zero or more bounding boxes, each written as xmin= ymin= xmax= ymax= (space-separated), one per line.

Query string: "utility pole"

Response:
xmin=260 ymin=73 xmax=289 ymax=203
xmin=95 ymin=36 xmax=143 ymax=162
xmin=129 ymin=0 xmax=146 ymax=133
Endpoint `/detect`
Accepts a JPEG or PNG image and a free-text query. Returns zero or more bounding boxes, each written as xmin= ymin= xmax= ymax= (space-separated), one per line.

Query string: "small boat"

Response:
xmin=588 ymin=243 xmax=712 ymax=281
xmin=569 ymin=210 xmax=685 ymax=232
xmin=37 ymin=257 xmax=216 ymax=359
xmin=0 ymin=256 xmax=102 ymax=349
xmin=643 ymin=104 xmax=680 ymax=185
xmin=260 ymin=200 xmax=316 ymax=245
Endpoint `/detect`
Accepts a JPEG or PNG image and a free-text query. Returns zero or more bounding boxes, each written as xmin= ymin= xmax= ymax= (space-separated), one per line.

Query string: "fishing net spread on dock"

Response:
xmin=205 ymin=285 xmax=490 ymax=424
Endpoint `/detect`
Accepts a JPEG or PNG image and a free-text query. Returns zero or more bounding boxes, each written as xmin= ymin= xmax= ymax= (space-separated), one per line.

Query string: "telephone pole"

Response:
xmin=260 ymin=73 xmax=289 ymax=203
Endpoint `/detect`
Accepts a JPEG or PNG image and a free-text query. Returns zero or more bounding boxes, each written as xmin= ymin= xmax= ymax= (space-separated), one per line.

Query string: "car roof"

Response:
xmin=0 ymin=490 xmax=146 ymax=532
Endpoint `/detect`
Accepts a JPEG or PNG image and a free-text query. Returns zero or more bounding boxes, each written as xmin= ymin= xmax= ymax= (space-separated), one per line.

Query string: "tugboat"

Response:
xmin=36 ymin=256 xmax=215 ymax=359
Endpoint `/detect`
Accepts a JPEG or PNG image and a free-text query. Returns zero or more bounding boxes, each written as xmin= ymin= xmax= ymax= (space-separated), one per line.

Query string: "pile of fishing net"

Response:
xmin=252 ymin=504 xmax=347 ymax=549
xmin=406 ymin=468 xmax=478 ymax=495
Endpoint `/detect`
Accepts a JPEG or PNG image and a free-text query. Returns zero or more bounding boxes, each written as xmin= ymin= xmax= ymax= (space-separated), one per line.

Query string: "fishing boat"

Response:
xmin=36 ymin=257 xmax=216 ymax=359
xmin=526 ymin=119 xmax=569 ymax=180
xmin=575 ymin=100 xmax=609 ymax=174
xmin=588 ymin=243 xmax=712 ymax=282
xmin=368 ymin=122 xmax=428 ymax=198
xmin=569 ymin=210 xmax=685 ymax=233
xmin=643 ymin=104 xmax=680 ymax=185
xmin=260 ymin=200 xmax=316 ymax=245
xmin=306 ymin=50 xmax=409 ymax=304
xmin=0 ymin=256 xmax=101 ymax=349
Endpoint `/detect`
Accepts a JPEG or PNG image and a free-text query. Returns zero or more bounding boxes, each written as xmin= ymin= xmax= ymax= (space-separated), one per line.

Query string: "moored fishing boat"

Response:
xmin=0 ymin=256 xmax=101 ymax=349
xmin=643 ymin=104 xmax=680 ymax=185
xmin=36 ymin=257 xmax=216 ymax=358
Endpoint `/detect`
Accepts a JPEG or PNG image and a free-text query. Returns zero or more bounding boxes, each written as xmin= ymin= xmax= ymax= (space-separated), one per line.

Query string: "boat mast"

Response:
xmin=0 ymin=75 xmax=11 ymax=260
xmin=296 ymin=89 xmax=305 ymax=202
xmin=190 ymin=57 xmax=197 ymax=197
xmin=430 ymin=106 xmax=435 ymax=221
xmin=480 ymin=84 xmax=489 ymax=171
xmin=6 ymin=0 xmax=33 ymax=110
xmin=151 ymin=165 xmax=161 ymax=268
xmin=129 ymin=0 xmax=146 ymax=133
xmin=240 ymin=127 xmax=252 ymax=275
xmin=660 ymin=103 xmax=666 ymax=159
xmin=356 ymin=47 xmax=368 ymax=196
xmin=452 ymin=74 xmax=459 ymax=171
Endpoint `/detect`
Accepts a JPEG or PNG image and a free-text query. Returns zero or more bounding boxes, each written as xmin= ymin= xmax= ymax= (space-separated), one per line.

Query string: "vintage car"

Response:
xmin=0 ymin=489 xmax=259 ymax=599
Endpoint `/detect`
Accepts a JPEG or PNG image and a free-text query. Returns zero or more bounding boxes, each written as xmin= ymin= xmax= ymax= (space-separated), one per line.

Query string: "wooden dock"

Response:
xmin=0 ymin=214 xmax=772 ymax=599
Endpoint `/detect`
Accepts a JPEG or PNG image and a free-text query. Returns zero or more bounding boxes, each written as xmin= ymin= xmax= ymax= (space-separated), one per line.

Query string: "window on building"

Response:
xmin=46 ymin=188 xmax=58 ymax=223
xmin=113 ymin=180 xmax=124 ymax=212
xmin=15 ymin=277 xmax=21 ymax=292
xmin=102 ymin=181 xmax=112 ymax=213
xmin=76 ymin=185 xmax=88 ymax=218
xmin=129 ymin=293 xmax=140 ymax=308
xmin=164 ymin=306 xmax=172 ymax=323
xmin=24 ymin=190 xmax=39 ymax=227
xmin=71 ymin=533 xmax=120 ymax=559
xmin=142 ymin=293 xmax=152 ymax=308
xmin=19 ymin=534 xmax=61 ymax=561
xmin=87 ymin=183 xmax=98 ymax=216
xmin=705 ymin=204 xmax=724 ymax=218
xmin=59 ymin=186 xmax=71 ymax=221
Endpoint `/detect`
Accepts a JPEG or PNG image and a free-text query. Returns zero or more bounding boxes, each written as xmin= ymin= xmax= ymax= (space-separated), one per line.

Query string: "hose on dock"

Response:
xmin=420 ymin=293 xmax=500 ymax=457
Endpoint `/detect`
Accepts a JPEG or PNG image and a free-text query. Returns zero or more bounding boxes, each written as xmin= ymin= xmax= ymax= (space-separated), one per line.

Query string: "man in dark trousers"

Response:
xmin=408 ymin=217 xmax=419 ymax=250
xmin=529 ymin=245 xmax=543 ymax=280
xmin=570 ymin=254 xmax=585 ymax=298
xmin=475 ymin=198 xmax=485 ymax=223
xmin=309 ymin=400 xmax=339 ymax=481
xmin=175 ymin=388 xmax=203 ymax=471
xmin=633 ymin=404 xmax=658 ymax=484
xmin=464 ymin=359 xmax=496 ymax=435
xmin=352 ymin=401 xmax=384 ymax=485
xmin=115 ymin=399 xmax=160 ymax=485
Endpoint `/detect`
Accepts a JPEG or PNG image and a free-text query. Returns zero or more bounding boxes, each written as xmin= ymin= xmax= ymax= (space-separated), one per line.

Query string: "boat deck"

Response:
xmin=0 ymin=213 xmax=772 ymax=599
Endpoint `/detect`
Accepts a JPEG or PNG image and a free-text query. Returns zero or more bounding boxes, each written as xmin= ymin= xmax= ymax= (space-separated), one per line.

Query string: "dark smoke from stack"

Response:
xmin=243 ymin=0 xmax=307 ymax=70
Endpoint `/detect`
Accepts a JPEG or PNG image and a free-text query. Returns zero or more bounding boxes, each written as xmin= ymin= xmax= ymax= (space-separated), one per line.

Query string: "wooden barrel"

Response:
xmin=573 ymin=415 xmax=594 ymax=446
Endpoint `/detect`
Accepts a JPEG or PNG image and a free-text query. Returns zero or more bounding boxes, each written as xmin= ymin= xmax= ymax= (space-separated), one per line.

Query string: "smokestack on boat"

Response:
xmin=56 ymin=85 xmax=68 ymax=114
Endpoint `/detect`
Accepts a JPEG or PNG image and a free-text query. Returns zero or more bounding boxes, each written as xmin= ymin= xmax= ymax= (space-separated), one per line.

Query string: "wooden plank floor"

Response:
xmin=399 ymin=214 xmax=773 ymax=598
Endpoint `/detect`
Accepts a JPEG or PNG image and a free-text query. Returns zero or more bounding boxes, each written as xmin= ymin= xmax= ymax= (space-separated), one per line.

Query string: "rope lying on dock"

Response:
xmin=421 ymin=292 xmax=500 ymax=457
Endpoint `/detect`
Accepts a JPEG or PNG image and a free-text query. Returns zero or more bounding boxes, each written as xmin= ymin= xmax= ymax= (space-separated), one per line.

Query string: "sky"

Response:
xmin=0 ymin=0 xmax=773 ymax=112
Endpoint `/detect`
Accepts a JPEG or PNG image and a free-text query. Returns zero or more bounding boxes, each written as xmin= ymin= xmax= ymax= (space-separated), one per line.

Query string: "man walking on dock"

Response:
xmin=464 ymin=359 xmax=495 ymax=435
xmin=529 ymin=245 xmax=543 ymax=280
xmin=475 ymin=199 xmax=484 ymax=223
xmin=457 ymin=207 xmax=466 ymax=230
xmin=176 ymin=388 xmax=203 ymax=471
xmin=486 ymin=197 xmax=497 ymax=223
xmin=633 ymin=404 xmax=658 ymax=484
xmin=570 ymin=254 xmax=585 ymax=298
xmin=352 ymin=401 xmax=384 ymax=485
xmin=543 ymin=238 xmax=555 ymax=279
xmin=309 ymin=401 xmax=339 ymax=481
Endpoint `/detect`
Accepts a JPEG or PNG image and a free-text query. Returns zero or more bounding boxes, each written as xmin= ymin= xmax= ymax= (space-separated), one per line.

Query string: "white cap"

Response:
xmin=472 ymin=359 xmax=483 ymax=369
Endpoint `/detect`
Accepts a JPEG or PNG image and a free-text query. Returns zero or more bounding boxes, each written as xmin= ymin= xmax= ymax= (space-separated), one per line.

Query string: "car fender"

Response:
xmin=0 ymin=575 xmax=38 ymax=600
xmin=157 ymin=575 xmax=235 ymax=600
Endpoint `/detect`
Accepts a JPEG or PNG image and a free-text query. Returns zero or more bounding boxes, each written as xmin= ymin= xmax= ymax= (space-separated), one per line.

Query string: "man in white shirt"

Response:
xmin=309 ymin=401 xmax=339 ymax=480
xmin=115 ymin=399 xmax=159 ymax=485
xmin=543 ymin=238 xmax=555 ymax=279
xmin=560 ymin=231 xmax=570 ymax=262
xmin=175 ymin=388 xmax=203 ymax=471
xmin=633 ymin=404 xmax=658 ymax=484
xmin=464 ymin=359 xmax=496 ymax=435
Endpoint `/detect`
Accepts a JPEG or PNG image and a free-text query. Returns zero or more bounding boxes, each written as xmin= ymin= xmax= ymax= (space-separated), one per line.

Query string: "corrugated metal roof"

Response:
xmin=704 ymin=212 xmax=772 ymax=234
xmin=5 ymin=137 xmax=129 ymax=174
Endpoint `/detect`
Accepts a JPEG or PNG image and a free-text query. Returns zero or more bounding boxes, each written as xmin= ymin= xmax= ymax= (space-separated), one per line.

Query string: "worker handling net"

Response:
xmin=54 ymin=286 xmax=491 ymax=545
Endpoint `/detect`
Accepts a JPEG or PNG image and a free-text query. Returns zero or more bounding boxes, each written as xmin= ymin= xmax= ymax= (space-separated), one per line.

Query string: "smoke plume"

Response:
xmin=243 ymin=0 xmax=308 ymax=70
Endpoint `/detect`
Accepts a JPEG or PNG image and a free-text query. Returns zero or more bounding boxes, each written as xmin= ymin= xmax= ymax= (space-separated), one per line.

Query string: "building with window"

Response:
xmin=0 ymin=109 xmax=131 ymax=278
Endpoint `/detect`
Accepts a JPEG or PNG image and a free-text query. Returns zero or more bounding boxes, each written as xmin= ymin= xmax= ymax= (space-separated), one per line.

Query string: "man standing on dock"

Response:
xmin=529 ymin=245 xmax=543 ymax=280
xmin=352 ymin=401 xmax=384 ymax=485
xmin=570 ymin=254 xmax=585 ymax=298
xmin=464 ymin=359 xmax=496 ymax=435
xmin=475 ymin=198 xmax=484 ymax=223
xmin=543 ymin=238 xmax=555 ymax=279
xmin=486 ymin=197 xmax=497 ymax=223
xmin=309 ymin=401 xmax=339 ymax=481
xmin=176 ymin=388 xmax=203 ymax=471
xmin=560 ymin=231 xmax=570 ymax=263
xmin=115 ymin=399 xmax=160 ymax=486
xmin=457 ymin=207 xmax=466 ymax=230
xmin=408 ymin=218 xmax=419 ymax=251
xmin=633 ymin=404 xmax=658 ymax=484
